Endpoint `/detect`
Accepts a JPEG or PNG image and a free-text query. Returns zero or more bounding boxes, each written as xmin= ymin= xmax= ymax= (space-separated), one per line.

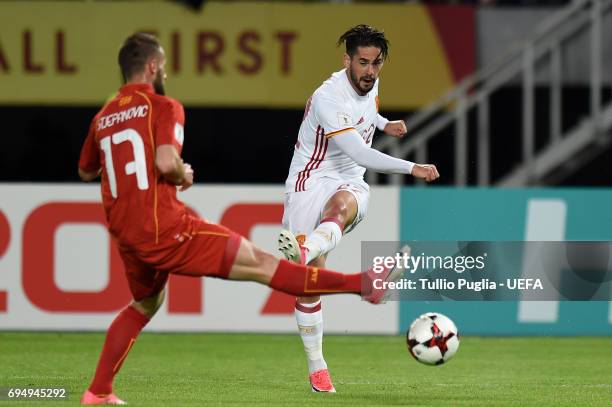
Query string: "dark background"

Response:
xmin=1 ymin=85 xmax=610 ymax=186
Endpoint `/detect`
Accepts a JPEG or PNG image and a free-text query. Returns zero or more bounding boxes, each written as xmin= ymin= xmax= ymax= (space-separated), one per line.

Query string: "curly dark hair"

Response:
xmin=337 ymin=24 xmax=389 ymax=60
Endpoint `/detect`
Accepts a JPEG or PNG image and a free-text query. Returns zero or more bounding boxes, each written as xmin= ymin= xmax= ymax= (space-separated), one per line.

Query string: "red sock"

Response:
xmin=269 ymin=259 xmax=362 ymax=297
xmin=88 ymin=306 xmax=150 ymax=395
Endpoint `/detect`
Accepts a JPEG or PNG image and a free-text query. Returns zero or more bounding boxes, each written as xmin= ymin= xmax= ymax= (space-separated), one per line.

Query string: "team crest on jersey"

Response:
xmin=174 ymin=123 xmax=184 ymax=146
xmin=118 ymin=96 xmax=132 ymax=106
xmin=337 ymin=112 xmax=352 ymax=127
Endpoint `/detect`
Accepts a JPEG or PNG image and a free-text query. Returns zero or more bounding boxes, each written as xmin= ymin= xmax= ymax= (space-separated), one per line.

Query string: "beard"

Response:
xmin=153 ymin=71 xmax=165 ymax=95
xmin=349 ymin=67 xmax=375 ymax=96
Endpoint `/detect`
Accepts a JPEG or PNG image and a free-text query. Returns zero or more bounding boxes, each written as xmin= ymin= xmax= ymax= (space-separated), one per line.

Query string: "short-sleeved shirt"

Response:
xmin=79 ymin=83 xmax=187 ymax=247
xmin=285 ymin=69 xmax=381 ymax=193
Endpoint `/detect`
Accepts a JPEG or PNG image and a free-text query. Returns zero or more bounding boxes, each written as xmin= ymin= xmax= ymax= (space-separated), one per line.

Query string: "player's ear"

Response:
xmin=343 ymin=53 xmax=350 ymax=69
xmin=147 ymin=58 xmax=157 ymax=76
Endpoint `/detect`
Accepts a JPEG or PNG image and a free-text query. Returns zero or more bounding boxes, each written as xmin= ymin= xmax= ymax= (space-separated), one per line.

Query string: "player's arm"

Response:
xmin=330 ymin=130 xmax=439 ymax=182
xmin=155 ymin=145 xmax=193 ymax=191
xmin=316 ymin=96 xmax=437 ymax=181
xmin=376 ymin=114 xmax=407 ymax=138
xmin=77 ymin=122 xmax=101 ymax=182
xmin=154 ymin=101 xmax=193 ymax=191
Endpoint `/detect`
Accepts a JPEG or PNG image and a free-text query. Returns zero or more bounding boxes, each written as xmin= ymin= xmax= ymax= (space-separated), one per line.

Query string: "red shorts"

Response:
xmin=119 ymin=216 xmax=242 ymax=301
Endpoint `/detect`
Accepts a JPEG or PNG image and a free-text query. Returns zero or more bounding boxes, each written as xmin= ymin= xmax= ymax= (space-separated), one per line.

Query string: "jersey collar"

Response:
xmin=119 ymin=83 xmax=155 ymax=94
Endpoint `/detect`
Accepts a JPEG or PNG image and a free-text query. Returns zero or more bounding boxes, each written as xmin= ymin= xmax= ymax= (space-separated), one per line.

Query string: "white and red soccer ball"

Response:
xmin=406 ymin=312 xmax=460 ymax=365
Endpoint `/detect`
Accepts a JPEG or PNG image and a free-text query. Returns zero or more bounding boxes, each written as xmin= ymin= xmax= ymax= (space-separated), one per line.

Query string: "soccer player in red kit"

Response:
xmin=78 ymin=33 xmax=402 ymax=405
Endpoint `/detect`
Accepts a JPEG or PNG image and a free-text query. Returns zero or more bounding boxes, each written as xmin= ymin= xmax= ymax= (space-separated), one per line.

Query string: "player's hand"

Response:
xmin=179 ymin=163 xmax=194 ymax=191
xmin=411 ymin=164 xmax=439 ymax=182
xmin=383 ymin=120 xmax=407 ymax=138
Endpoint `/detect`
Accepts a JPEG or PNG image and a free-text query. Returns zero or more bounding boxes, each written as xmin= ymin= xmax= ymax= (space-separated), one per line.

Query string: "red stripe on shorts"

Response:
xmin=219 ymin=233 xmax=242 ymax=278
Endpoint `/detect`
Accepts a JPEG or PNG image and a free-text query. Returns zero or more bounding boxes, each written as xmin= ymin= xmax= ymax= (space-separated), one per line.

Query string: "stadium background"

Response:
xmin=1 ymin=0 xmax=611 ymax=337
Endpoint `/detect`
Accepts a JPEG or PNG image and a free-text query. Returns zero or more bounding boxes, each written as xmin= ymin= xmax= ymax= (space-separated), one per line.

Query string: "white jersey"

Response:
xmin=285 ymin=69 xmax=387 ymax=193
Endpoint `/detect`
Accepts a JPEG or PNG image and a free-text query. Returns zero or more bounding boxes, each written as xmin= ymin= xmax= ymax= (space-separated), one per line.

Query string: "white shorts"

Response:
xmin=282 ymin=177 xmax=370 ymax=238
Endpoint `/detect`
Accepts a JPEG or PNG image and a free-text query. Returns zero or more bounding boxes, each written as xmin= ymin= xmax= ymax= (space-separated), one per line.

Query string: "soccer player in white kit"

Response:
xmin=278 ymin=25 xmax=440 ymax=392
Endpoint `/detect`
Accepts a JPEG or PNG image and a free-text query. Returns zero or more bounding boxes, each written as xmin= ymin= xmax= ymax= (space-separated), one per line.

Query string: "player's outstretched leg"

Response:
xmin=81 ymin=291 xmax=165 ymax=405
xmin=229 ymin=238 xmax=359 ymax=296
xmin=230 ymin=237 xmax=405 ymax=301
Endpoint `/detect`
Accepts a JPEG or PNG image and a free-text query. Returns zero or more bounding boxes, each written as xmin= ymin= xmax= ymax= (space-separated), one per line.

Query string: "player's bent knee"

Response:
xmin=324 ymin=192 xmax=357 ymax=225
xmin=132 ymin=289 xmax=166 ymax=319
xmin=325 ymin=201 xmax=348 ymax=217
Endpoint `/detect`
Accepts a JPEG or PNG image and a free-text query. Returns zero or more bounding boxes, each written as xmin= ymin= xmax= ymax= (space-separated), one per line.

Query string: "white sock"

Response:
xmin=295 ymin=300 xmax=327 ymax=374
xmin=303 ymin=221 xmax=343 ymax=264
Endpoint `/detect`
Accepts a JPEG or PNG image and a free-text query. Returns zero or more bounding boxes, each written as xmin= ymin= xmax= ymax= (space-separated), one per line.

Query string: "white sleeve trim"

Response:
xmin=331 ymin=129 xmax=414 ymax=174
xmin=376 ymin=114 xmax=389 ymax=131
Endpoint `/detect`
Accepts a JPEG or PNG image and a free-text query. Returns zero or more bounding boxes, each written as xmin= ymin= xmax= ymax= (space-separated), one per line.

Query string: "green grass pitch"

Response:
xmin=1 ymin=333 xmax=611 ymax=406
